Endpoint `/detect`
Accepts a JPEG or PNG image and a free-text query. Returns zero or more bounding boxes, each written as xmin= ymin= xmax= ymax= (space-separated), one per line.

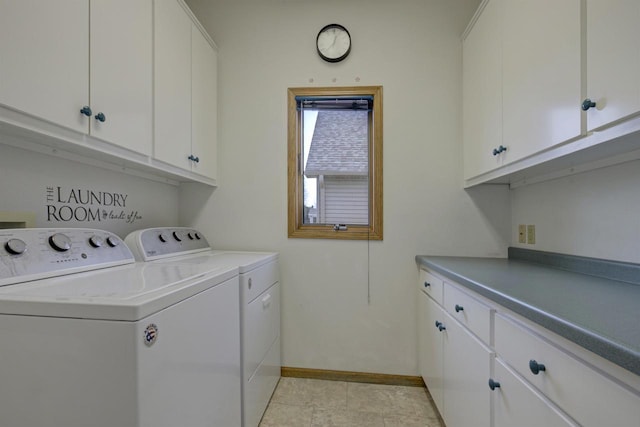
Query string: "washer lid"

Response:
xmin=0 ymin=262 xmax=238 ymax=321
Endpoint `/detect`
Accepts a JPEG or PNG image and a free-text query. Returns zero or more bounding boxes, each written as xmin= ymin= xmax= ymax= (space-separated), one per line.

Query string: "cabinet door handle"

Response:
xmin=529 ymin=359 xmax=546 ymax=375
xmin=188 ymin=154 xmax=200 ymax=163
xmin=80 ymin=106 xmax=92 ymax=117
xmin=94 ymin=112 xmax=106 ymax=122
xmin=581 ymin=98 xmax=597 ymax=111
xmin=424 ymin=281 xmax=431 ymax=288
xmin=455 ymin=304 xmax=464 ymax=313
xmin=488 ymin=379 xmax=501 ymax=390
xmin=492 ymin=145 xmax=507 ymax=156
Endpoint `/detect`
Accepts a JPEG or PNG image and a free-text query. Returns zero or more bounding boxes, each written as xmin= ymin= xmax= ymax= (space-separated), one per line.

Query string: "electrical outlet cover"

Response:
xmin=527 ymin=224 xmax=536 ymax=244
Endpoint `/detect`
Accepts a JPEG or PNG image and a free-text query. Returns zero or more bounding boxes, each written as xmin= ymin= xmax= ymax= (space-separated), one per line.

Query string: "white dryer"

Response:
xmin=125 ymin=227 xmax=280 ymax=427
xmin=0 ymin=228 xmax=241 ymax=427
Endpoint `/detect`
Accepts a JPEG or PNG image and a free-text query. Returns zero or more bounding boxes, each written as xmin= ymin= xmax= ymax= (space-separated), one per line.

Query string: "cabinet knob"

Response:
xmin=455 ymin=304 xmax=464 ymax=313
xmin=424 ymin=281 xmax=431 ymax=288
xmin=438 ymin=324 xmax=446 ymax=331
xmin=80 ymin=106 xmax=92 ymax=117
xmin=581 ymin=98 xmax=597 ymax=111
xmin=529 ymin=359 xmax=546 ymax=375
xmin=435 ymin=320 xmax=442 ymax=328
xmin=94 ymin=112 xmax=106 ymax=122
xmin=188 ymin=154 xmax=200 ymax=163
xmin=488 ymin=379 xmax=501 ymax=390
xmin=492 ymin=145 xmax=507 ymax=156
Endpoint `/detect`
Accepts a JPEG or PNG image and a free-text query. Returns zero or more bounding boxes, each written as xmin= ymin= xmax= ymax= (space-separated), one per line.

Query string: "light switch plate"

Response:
xmin=518 ymin=224 xmax=526 ymax=243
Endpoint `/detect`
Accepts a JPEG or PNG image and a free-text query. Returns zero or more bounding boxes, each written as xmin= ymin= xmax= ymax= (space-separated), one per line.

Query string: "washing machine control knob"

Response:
xmin=89 ymin=235 xmax=104 ymax=248
xmin=5 ymin=238 xmax=27 ymax=255
xmin=158 ymin=233 xmax=168 ymax=243
xmin=49 ymin=233 xmax=72 ymax=252
xmin=187 ymin=232 xmax=195 ymax=240
xmin=106 ymin=236 xmax=119 ymax=247
xmin=172 ymin=231 xmax=182 ymax=242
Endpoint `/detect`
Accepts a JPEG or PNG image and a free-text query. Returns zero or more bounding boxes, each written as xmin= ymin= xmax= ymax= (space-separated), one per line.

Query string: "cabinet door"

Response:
xmin=493 ymin=358 xmax=578 ymax=427
xmin=586 ymin=0 xmax=640 ymax=130
xmin=0 ymin=0 xmax=89 ymax=133
xmin=442 ymin=312 xmax=492 ymax=427
xmin=463 ymin=0 xmax=503 ymax=180
xmin=154 ymin=0 xmax=192 ymax=169
xmin=502 ymin=0 xmax=581 ymax=161
xmin=191 ymin=26 xmax=218 ymax=180
xmin=418 ymin=292 xmax=444 ymax=415
xmin=90 ymin=0 xmax=152 ymax=155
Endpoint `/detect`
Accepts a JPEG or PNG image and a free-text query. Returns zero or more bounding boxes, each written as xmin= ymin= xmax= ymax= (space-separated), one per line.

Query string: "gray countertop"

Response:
xmin=415 ymin=253 xmax=640 ymax=376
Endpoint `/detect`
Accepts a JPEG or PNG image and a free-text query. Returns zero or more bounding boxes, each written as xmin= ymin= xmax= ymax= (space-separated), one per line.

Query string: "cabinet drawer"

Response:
xmin=493 ymin=358 xmax=578 ymax=427
xmin=444 ymin=282 xmax=493 ymax=344
xmin=495 ymin=314 xmax=640 ymax=427
xmin=418 ymin=269 xmax=443 ymax=305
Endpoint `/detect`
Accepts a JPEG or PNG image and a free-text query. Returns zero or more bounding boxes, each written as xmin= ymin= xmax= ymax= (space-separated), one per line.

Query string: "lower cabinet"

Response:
xmin=418 ymin=282 xmax=492 ymax=427
xmin=417 ymin=267 xmax=640 ymax=427
xmin=418 ymin=292 xmax=444 ymax=414
xmin=442 ymin=311 xmax=492 ymax=427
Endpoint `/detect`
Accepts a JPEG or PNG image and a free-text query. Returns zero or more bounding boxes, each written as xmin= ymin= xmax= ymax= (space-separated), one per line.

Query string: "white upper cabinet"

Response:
xmin=463 ymin=0 xmax=503 ymax=180
xmin=464 ymin=0 xmax=581 ymax=182
xmin=0 ymin=0 xmax=152 ymax=156
xmin=464 ymin=0 xmax=640 ymax=187
xmin=502 ymin=0 xmax=582 ymax=161
xmin=154 ymin=0 xmax=218 ymax=181
xmin=585 ymin=0 xmax=640 ymax=131
xmin=191 ymin=25 xmax=218 ymax=181
xmin=154 ymin=0 xmax=192 ymax=171
xmin=90 ymin=0 xmax=152 ymax=155
xmin=0 ymin=0 xmax=89 ymax=133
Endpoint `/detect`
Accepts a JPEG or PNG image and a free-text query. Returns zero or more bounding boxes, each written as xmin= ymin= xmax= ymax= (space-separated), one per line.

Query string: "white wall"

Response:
xmin=0 ymin=143 xmax=179 ymax=238
xmin=511 ymin=159 xmax=640 ymax=264
xmin=181 ymin=0 xmax=509 ymax=376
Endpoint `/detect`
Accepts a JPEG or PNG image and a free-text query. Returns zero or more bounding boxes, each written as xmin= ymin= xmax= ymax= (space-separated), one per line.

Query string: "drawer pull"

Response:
xmin=488 ymin=379 xmax=501 ymax=390
xmin=454 ymin=304 xmax=464 ymax=313
xmin=529 ymin=359 xmax=546 ymax=375
xmin=424 ymin=281 xmax=431 ymax=288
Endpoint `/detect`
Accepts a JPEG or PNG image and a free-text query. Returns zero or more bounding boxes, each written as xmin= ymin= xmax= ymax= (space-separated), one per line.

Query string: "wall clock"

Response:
xmin=316 ymin=24 xmax=351 ymax=63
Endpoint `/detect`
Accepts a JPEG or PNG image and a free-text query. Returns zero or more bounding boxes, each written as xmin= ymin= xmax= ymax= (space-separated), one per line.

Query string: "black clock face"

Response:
xmin=316 ymin=24 xmax=351 ymax=62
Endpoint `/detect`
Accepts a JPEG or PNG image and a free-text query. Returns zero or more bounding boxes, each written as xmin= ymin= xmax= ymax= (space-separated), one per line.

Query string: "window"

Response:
xmin=287 ymin=86 xmax=383 ymax=240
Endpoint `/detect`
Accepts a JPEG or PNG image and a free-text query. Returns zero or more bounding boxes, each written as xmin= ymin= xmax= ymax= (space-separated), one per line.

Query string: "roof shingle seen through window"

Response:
xmin=304 ymin=110 xmax=369 ymax=177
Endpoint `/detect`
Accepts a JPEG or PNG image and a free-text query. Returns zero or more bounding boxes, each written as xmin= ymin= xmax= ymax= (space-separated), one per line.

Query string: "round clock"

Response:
xmin=316 ymin=24 xmax=351 ymax=63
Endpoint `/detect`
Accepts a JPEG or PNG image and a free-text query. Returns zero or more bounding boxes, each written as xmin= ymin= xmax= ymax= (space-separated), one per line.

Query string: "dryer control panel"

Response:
xmin=0 ymin=228 xmax=134 ymax=286
xmin=125 ymin=227 xmax=210 ymax=261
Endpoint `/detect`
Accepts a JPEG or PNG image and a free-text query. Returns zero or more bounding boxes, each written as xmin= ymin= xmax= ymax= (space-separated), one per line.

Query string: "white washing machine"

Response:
xmin=0 ymin=228 xmax=241 ymax=427
xmin=125 ymin=227 xmax=280 ymax=427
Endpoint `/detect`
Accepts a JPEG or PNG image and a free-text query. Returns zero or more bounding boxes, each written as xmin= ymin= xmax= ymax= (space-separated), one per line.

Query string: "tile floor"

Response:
xmin=259 ymin=377 xmax=444 ymax=427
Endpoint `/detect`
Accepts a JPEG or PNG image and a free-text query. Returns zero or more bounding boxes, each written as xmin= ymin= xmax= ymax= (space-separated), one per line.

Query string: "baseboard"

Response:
xmin=281 ymin=366 xmax=426 ymax=388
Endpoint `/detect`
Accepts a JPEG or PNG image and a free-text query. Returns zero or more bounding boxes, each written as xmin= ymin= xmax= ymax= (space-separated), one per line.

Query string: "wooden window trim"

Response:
xmin=287 ymin=86 xmax=383 ymax=240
